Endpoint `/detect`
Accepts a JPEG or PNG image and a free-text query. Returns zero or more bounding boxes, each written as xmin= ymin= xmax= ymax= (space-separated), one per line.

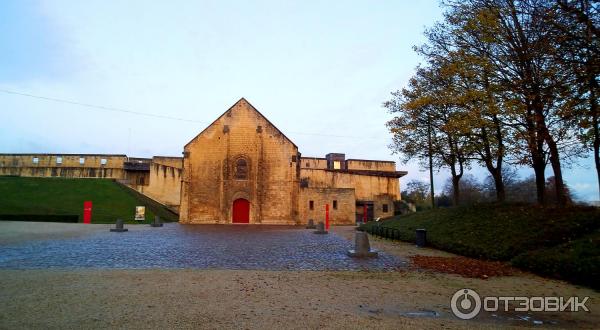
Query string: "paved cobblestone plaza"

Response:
xmin=0 ymin=224 xmax=406 ymax=270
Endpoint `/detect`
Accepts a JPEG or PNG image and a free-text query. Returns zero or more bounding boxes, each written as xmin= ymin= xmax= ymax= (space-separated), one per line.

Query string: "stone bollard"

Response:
xmin=347 ymin=231 xmax=378 ymax=258
xmin=150 ymin=215 xmax=163 ymax=227
xmin=305 ymin=219 xmax=316 ymax=229
xmin=313 ymin=221 xmax=328 ymax=234
xmin=415 ymin=229 xmax=427 ymax=247
xmin=110 ymin=219 xmax=128 ymax=232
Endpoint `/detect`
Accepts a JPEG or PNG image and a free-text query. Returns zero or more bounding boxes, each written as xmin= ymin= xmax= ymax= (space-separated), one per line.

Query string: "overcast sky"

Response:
xmin=0 ymin=0 xmax=597 ymax=201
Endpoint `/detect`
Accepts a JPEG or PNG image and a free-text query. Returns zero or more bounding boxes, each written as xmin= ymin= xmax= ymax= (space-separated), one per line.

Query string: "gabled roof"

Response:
xmin=184 ymin=98 xmax=298 ymax=149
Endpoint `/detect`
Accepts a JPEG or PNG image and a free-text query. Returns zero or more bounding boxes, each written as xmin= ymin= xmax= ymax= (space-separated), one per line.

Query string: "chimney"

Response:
xmin=325 ymin=153 xmax=345 ymax=170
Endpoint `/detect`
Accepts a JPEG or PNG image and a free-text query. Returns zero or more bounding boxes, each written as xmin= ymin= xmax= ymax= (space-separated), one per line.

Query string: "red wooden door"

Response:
xmin=232 ymin=199 xmax=250 ymax=223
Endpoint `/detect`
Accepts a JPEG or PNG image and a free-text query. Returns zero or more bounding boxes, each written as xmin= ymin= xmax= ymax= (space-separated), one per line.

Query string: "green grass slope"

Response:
xmin=0 ymin=177 xmax=177 ymax=224
xmin=359 ymin=203 xmax=600 ymax=288
xmin=511 ymin=231 xmax=600 ymax=289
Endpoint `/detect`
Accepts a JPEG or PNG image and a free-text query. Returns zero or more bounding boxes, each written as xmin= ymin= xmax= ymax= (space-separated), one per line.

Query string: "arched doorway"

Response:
xmin=232 ymin=198 xmax=250 ymax=223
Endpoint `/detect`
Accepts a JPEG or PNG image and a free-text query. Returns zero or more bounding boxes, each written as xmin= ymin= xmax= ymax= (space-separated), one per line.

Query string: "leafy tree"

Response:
xmin=506 ymin=175 xmax=539 ymax=203
xmin=385 ymin=64 xmax=471 ymax=206
xmin=482 ymin=166 xmax=520 ymax=200
xmin=435 ymin=194 xmax=454 ymax=207
xmin=402 ymin=179 xmax=432 ymax=210
xmin=549 ymin=0 xmax=600 ymax=200
xmin=444 ymin=0 xmax=572 ymax=205
xmin=544 ymin=176 xmax=576 ymax=204
xmin=390 ymin=0 xmax=588 ymax=206
xmin=416 ymin=30 xmax=510 ymax=201
xmin=443 ymin=174 xmax=486 ymax=205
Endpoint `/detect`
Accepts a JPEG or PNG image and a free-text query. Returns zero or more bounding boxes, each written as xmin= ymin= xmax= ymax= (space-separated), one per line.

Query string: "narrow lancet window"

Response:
xmin=235 ymin=158 xmax=248 ymax=179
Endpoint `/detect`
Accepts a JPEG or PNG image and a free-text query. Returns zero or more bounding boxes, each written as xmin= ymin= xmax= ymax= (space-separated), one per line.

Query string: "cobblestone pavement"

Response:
xmin=0 ymin=224 xmax=407 ymax=270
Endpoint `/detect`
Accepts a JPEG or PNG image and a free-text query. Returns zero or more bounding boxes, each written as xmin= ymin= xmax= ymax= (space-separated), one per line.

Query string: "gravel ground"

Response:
xmin=0 ymin=222 xmax=598 ymax=329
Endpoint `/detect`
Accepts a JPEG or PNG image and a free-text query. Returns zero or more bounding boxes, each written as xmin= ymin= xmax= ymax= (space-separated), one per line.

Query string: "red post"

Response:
xmin=325 ymin=203 xmax=330 ymax=230
xmin=83 ymin=201 xmax=92 ymax=224
xmin=363 ymin=203 xmax=367 ymax=223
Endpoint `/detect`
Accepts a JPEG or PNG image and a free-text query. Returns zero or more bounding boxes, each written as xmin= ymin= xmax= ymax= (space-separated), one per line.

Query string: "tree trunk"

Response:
xmin=546 ymin=137 xmax=567 ymax=206
xmin=449 ymin=153 xmax=464 ymax=207
xmin=505 ymin=3 xmax=549 ymax=205
xmin=491 ymin=167 xmax=505 ymax=202
xmin=595 ymin=133 xmax=600 ymax=202
xmin=427 ymin=115 xmax=436 ymax=208
xmin=592 ymin=95 xmax=600 ymax=201
xmin=482 ymin=160 xmax=505 ymax=202
xmin=481 ymin=115 xmax=506 ymax=202
xmin=492 ymin=114 xmax=505 ymax=202
xmin=588 ymin=56 xmax=600 ymax=201
xmin=526 ymin=114 xmax=546 ymax=204
xmin=452 ymin=174 xmax=461 ymax=206
xmin=533 ymin=159 xmax=546 ymax=204
xmin=585 ymin=4 xmax=600 ymax=202
xmin=534 ymin=92 xmax=567 ymax=206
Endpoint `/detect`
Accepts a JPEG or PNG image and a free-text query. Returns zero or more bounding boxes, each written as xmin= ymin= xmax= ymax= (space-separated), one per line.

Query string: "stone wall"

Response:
xmin=301 ymin=157 xmax=397 ymax=172
xmin=124 ymin=171 xmax=150 ymax=191
xmin=122 ymin=158 xmax=151 ymax=192
xmin=300 ymin=168 xmax=399 ymax=219
xmin=299 ymin=187 xmax=355 ymax=225
xmin=180 ymin=98 xmax=300 ymax=224
xmin=153 ymin=156 xmax=183 ymax=169
xmin=144 ymin=156 xmax=183 ymax=211
xmin=0 ymin=154 xmax=127 ymax=179
xmin=366 ymin=193 xmax=396 ymax=219
xmin=300 ymin=157 xmax=327 ymax=169
xmin=345 ymin=159 xmax=396 ymax=171
xmin=300 ymin=169 xmax=400 ymax=199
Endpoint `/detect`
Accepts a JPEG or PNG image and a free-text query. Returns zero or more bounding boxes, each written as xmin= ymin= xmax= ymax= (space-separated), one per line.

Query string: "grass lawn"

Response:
xmin=359 ymin=203 xmax=600 ymax=289
xmin=0 ymin=176 xmax=177 ymax=224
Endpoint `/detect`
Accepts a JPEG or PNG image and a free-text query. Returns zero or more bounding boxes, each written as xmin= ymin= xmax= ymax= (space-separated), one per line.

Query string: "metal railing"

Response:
xmin=364 ymin=223 xmax=402 ymax=240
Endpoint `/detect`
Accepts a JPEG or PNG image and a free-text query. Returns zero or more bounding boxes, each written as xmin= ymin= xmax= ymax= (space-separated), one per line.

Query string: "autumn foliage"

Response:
xmin=385 ymin=0 xmax=599 ymax=206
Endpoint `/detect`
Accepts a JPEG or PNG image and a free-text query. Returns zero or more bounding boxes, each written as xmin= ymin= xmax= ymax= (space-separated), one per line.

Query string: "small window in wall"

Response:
xmin=309 ymin=201 xmax=314 ymax=210
xmin=383 ymin=204 xmax=389 ymax=213
xmin=300 ymin=178 xmax=309 ymax=188
xmin=32 ymin=157 xmax=39 ymax=164
xmin=56 ymin=157 xmax=63 ymax=164
xmin=333 ymin=200 xmax=338 ymax=210
xmin=306 ymin=162 xmax=310 ymax=168
xmin=333 ymin=160 xmax=341 ymax=169
xmin=235 ymin=158 xmax=248 ymax=179
xmin=100 ymin=158 xmax=107 ymax=165
xmin=79 ymin=157 xmax=85 ymax=165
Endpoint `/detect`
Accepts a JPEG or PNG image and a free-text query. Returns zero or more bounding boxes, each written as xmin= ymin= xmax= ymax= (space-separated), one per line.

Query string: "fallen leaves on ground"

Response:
xmin=409 ymin=255 xmax=514 ymax=279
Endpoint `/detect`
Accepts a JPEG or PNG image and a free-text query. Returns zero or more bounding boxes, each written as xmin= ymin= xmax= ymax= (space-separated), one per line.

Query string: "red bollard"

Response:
xmin=325 ymin=204 xmax=330 ymax=230
xmin=83 ymin=201 xmax=92 ymax=224
xmin=363 ymin=203 xmax=367 ymax=223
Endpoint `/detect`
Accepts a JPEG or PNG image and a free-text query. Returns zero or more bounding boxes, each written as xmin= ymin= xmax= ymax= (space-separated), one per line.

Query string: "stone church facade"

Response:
xmin=0 ymin=98 xmax=406 ymax=225
xmin=179 ymin=98 xmax=406 ymax=225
